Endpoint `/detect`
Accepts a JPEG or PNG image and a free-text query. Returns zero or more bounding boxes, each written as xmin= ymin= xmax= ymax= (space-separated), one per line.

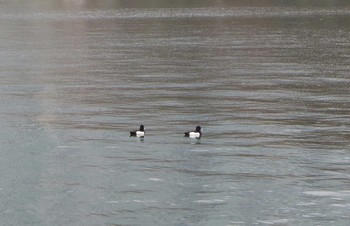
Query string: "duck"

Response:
xmin=130 ymin=125 xmax=145 ymax=137
xmin=184 ymin=126 xmax=202 ymax=138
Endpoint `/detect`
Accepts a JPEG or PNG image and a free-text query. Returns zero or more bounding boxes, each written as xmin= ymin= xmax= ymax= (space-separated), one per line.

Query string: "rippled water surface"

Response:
xmin=1 ymin=1 xmax=350 ymax=225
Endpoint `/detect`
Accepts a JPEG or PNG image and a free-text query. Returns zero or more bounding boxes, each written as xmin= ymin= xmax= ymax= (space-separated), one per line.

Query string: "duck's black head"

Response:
xmin=139 ymin=125 xmax=145 ymax=131
xmin=195 ymin=126 xmax=202 ymax=132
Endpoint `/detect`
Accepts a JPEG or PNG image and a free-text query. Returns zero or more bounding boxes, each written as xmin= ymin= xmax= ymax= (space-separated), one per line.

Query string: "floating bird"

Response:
xmin=184 ymin=126 xmax=202 ymax=138
xmin=130 ymin=125 xmax=145 ymax=137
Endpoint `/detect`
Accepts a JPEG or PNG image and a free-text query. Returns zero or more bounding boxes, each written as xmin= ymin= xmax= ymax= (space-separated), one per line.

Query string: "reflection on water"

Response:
xmin=1 ymin=1 xmax=350 ymax=225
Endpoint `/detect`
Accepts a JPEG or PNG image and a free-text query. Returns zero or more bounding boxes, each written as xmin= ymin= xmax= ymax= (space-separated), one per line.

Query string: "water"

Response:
xmin=1 ymin=1 xmax=350 ymax=225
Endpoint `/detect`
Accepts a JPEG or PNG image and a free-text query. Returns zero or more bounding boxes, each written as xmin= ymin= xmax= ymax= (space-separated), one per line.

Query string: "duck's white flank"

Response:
xmin=136 ymin=131 xmax=145 ymax=137
xmin=189 ymin=132 xmax=200 ymax=138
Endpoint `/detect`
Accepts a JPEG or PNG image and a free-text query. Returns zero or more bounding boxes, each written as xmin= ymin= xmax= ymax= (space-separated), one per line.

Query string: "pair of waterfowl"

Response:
xmin=130 ymin=125 xmax=202 ymax=138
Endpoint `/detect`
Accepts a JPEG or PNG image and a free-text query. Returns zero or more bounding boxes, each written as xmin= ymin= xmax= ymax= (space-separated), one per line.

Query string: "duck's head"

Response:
xmin=195 ymin=126 xmax=202 ymax=133
xmin=139 ymin=125 xmax=145 ymax=131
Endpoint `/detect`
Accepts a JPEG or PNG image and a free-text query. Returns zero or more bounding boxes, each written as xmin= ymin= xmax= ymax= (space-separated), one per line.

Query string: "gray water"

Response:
xmin=1 ymin=1 xmax=350 ymax=225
